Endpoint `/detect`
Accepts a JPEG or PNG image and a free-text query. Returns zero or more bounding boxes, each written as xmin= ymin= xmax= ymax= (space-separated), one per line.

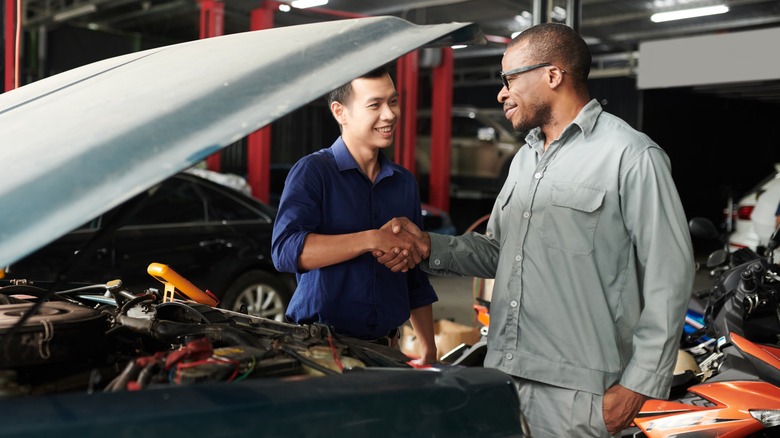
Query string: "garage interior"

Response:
xmin=4 ymin=0 xmax=780 ymax=234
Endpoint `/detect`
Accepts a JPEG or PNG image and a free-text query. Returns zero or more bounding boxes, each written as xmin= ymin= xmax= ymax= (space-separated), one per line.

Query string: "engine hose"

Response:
xmin=119 ymin=293 xmax=157 ymax=316
xmin=120 ymin=316 xmax=270 ymax=350
xmin=279 ymin=345 xmax=339 ymax=376
xmin=104 ymin=360 xmax=140 ymax=393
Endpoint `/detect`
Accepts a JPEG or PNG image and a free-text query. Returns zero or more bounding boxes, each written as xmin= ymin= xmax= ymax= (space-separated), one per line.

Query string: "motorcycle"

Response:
xmin=440 ymin=216 xmax=780 ymax=437
xmin=625 ymin=219 xmax=780 ymax=437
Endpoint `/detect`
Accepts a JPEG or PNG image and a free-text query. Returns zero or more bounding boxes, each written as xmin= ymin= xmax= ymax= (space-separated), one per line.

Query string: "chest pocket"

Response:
xmin=540 ymin=182 xmax=605 ymax=255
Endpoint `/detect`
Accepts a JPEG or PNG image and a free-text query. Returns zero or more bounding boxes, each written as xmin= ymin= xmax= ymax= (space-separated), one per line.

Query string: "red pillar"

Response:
xmin=394 ymin=51 xmax=418 ymax=175
xmin=246 ymin=2 xmax=274 ymax=203
xmin=199 ymin=0 xmax=224 ymax=171
xmin=429 ymin=47 xmax=453 ymax=212
xmin=4 ymin=0 xmax=17 ymax=91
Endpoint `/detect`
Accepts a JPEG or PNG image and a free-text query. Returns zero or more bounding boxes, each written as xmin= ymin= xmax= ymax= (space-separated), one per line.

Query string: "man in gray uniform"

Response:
xmin=377 ymin=23 xmax=694 ymax=437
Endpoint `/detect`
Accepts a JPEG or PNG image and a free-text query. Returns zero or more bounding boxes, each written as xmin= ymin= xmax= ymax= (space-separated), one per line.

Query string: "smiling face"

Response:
xmin=333 ymin=73 xmax=399 ymax=152
xmin=496 ymin=43 xmax=553 ymax=135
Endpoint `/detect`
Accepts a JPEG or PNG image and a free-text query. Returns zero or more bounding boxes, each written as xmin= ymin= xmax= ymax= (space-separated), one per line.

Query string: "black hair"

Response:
xmin=509 ymin=23 xmax=591 ymax=92
xmin=327 ymin=65 xmax=392 ymax=107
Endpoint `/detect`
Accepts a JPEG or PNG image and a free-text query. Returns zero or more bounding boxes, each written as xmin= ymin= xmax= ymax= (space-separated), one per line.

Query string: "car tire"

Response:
xmin=220 ymin=271 xmax=292 ymax=321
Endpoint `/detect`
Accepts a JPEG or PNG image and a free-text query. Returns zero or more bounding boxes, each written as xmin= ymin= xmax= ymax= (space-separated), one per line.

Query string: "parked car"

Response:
xmin=4 ymin=169 xmax=295 ymax=321
xmin=726 ymin=163 xmax=780 ymax=255
xmin=416 ymin=106 xmax=524 ymax=196
xmin=0 ymin=16 xmax=524 ymax=436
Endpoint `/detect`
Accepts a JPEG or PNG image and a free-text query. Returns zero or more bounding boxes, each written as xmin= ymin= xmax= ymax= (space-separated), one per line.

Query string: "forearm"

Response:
xmin=299 ymin=231 xmax=378 ymax=271
xmin=409 ymin=305 xmax=437 ymax=363
xmin=424 ymin=232 xmax=500 ymax=278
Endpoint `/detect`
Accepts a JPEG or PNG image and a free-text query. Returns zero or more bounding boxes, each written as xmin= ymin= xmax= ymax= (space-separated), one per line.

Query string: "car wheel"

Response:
xmin=220 ymin=271 xmax=291 ymax=321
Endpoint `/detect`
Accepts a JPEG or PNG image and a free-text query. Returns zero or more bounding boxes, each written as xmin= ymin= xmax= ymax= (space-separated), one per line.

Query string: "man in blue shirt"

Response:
xmin=271 ymin=66 xmax=438 ymax=365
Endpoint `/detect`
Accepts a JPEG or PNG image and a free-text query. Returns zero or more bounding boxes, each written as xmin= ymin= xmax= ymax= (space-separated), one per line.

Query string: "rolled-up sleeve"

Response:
xmin=271 ymin=159 xmax=321 ymax=274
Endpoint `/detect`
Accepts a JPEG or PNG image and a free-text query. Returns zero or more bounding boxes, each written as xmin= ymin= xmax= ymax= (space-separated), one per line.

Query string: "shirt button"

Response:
xmin=434 ymin=259 xmax=441 ymax=266
xmin=534 ymin=172 xmax=542 ymax=179
xmin=523 ymin=211 xmax=530 ymax=219
xmin=509 ymin=300 xmax=518 ymax=307
xmin=505 ymin=352 xmax=513 ymax=360
xmin=515 ymin=255 xmax=522 ymax=262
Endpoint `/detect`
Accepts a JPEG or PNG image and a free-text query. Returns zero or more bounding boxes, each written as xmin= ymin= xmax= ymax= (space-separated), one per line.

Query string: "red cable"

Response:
xmin=327 ymin=334 xmax=344 ymax=372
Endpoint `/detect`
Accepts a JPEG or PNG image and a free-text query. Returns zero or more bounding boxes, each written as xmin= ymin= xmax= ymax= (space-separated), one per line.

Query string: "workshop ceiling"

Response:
xmin=21 ymin=0 xmax=780 ymax=102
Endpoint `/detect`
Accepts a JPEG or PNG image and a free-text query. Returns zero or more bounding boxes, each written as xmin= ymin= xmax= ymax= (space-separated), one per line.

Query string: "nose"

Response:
xmin=497 ymin=85 xmax=509 ymax=103
xmin=381 ymin=103 xmax=398 ymax=121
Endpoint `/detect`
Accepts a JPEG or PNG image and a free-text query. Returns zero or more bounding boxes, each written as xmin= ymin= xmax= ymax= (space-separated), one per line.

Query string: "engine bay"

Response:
xmin=0 ymin=266 xmax=412 ymax=397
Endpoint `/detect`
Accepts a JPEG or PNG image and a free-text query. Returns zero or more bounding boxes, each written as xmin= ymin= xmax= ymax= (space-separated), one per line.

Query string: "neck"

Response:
xmin=342 ymin=136 xmax=381 ymax=182
xmin=542 ymin=95 xmax=590 ymax=150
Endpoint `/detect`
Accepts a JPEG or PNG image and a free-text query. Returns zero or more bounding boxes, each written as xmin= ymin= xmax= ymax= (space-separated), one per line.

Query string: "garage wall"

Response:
xmin=642 ymin=89 xmax=780 ymax=225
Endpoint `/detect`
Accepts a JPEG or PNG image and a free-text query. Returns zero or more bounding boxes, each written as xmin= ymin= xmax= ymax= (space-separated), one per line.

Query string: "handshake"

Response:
xmin=373 ymin=217 xmax=431 ymax=273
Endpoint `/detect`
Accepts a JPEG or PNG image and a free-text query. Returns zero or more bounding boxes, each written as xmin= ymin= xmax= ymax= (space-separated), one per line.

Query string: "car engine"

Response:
xmin=0 ymin=272 xmax=411 ymax=396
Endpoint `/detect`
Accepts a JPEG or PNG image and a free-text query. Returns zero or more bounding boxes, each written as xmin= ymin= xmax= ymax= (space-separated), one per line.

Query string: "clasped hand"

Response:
xmin=373 ymin=217 xmax=431 ymax=273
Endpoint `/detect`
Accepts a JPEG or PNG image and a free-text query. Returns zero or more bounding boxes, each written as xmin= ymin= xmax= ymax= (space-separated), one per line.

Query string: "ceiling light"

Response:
xmin=451 ymin=44 xmax=468 ymax=49
xmin=651 ymin=5 xmax=729 ymax=23
xmin=52 ymin=4 xmax=97 ymax=22
xmin=278 ymin=4 xmax=291 ymax=12
xmin=290 ymin=0 xmax=328 ymax=8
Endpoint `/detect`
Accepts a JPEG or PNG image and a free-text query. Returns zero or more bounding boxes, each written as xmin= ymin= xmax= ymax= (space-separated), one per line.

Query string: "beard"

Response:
xmin=511 ymin=98 xmax=552 ymax=134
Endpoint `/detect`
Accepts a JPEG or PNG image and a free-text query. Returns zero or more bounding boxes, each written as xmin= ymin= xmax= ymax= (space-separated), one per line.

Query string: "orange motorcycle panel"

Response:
xmin=635 ymin=381 xmax=780 ymax=437
xmin=731 ymin=332 xmax=780 ymax=370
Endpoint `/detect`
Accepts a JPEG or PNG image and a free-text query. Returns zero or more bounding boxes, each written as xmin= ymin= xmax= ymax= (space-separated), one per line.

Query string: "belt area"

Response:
xmin=369 ymin=327 xmax=400 ymax=346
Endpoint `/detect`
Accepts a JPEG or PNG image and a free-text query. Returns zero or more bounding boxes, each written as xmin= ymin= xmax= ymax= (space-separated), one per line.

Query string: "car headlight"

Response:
xmin=750 ymin=410 xmax=780 ymax=427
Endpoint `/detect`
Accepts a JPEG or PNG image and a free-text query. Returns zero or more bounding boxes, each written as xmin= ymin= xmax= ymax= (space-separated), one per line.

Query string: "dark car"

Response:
xmin=4 ymin=170 xmax=295 ymax=321
xmin=0 ymin=16 xmax=523 ymax=437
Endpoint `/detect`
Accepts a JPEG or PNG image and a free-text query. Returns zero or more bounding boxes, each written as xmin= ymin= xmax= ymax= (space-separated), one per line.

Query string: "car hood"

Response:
xmin=0 ymin=17 xmax=483 ymax=268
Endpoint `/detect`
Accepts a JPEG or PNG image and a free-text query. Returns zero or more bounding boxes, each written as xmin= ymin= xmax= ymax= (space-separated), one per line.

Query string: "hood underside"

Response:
xmin=0 ymin=17 xmax=484 ymax=268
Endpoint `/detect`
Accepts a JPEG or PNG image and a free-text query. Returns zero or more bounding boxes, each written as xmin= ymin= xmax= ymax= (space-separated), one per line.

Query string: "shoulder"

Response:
xmin=594 ymin=111 xmax=664 ymax=156
xmin=290 ymin=149 xmax=336 ymax=175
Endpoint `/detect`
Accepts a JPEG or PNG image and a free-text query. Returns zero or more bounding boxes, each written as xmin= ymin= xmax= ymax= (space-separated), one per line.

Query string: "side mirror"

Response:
xmin=477 ymin=127 xmax=496 ymax=142
xmin=706 ymin=249 xmax=728 ymax=268
xmin=688 ymin=217 xmax=720 ymax=241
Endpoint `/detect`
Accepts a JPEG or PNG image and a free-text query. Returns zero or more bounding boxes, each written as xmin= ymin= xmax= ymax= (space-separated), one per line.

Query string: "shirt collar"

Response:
xmin=524 ymin=98 xmax=603 ymax=147
xmin=331 ymin=136 xmax=400 ymax=181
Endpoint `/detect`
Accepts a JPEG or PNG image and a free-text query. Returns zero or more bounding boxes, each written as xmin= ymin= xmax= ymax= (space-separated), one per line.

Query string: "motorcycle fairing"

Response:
xmin=730 ymin=331 xmax=780 ymax=387
xmin=634 ymin=381 xmax=780 ymax=437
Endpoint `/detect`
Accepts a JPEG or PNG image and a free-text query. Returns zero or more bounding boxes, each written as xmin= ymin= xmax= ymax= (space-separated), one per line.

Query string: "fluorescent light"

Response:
xmin=451 ymin=44 xmax=468 ymax=49
xmin=52 ymin=4 xmax=97 ymax=22
xmin=651 ymin=5 xmax=729 ymax=23
xmin=290 ymin=0 xmax=328 ymax=8
xmin=278 ymin=4 xmax=291 ymax=12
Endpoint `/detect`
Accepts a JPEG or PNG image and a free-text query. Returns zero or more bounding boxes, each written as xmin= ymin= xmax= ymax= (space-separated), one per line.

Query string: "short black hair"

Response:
xmin=327 ymin=65 xmax=392 ymax=107
xmin=509 ymin=23 xmax=591 ymax=92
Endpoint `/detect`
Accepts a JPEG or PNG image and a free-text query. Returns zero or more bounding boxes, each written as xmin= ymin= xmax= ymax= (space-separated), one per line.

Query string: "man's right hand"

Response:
xmin=374 ymin=217 xmax=431 ymax=272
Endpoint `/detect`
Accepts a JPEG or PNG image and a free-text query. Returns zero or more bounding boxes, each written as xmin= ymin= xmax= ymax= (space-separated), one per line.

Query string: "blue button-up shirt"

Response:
xmin=272 ymin=137 xmax=437 ymax=339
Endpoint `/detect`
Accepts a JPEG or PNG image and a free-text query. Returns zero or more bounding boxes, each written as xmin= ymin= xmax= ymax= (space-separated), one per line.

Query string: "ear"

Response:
xmin=331 ymin=101 xmax=347 ymax=126
xmin=546 ymin=66 xmax=565 ymax=89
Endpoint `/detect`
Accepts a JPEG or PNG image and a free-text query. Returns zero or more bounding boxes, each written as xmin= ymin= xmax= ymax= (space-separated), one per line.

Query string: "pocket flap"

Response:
xmin=550 ymin=182 xmax=605 ymax=213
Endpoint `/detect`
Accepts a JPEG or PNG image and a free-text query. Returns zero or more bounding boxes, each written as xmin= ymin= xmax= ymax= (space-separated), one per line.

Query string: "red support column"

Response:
xmin=199 ymin=0 xmax=224 ymax=171
xmin=246 ymin=2 xmax=275 ymax=203
xmin=394 ymin=51 xmax=418 ymax=175
xmin=429 ymin=47 xmax=453 ymax=212
xmin=4 ymin=0 xmax=17 ymax=91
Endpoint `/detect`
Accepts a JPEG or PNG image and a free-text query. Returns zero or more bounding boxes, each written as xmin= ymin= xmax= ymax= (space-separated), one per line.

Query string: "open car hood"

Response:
xmin=0 ymin=16 xmax=484 ymax=268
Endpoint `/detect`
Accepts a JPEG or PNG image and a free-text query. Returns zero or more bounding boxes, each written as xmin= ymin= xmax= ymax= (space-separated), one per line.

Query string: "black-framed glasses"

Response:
xmin=500 ymin=62 xmax=552 ymax=89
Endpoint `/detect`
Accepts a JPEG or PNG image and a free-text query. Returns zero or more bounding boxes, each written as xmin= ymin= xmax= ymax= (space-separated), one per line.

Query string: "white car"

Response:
xmin=727 ymin=163 xmax=780 ymax=255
